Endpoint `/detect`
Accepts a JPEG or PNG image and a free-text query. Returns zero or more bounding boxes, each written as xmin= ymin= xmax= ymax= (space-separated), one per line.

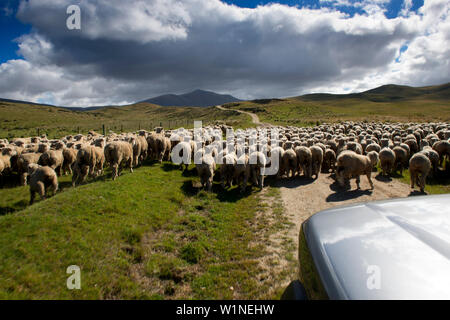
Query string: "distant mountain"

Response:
xmin=299 ymin=83 xmax=450 ymax=102
xmin=139 ymin=89 xmax=242 ymax=107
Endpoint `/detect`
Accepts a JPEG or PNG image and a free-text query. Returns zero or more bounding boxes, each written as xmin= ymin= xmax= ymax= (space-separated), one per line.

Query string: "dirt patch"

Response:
xmin=275 ymin=172 xmax=413 ymax=266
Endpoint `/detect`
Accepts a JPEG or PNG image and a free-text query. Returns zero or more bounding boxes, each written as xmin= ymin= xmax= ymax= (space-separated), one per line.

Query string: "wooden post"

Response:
xmin=37 ymin=128 xmax=40 ymax=136
xmin=102 ymin=124 xmax=105 ymax=136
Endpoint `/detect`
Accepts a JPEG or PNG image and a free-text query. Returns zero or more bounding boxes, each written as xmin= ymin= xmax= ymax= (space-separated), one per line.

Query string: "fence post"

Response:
xmin=102 ymin=124 xmax=105 ymax=136
xmin=37 ymin=128 xmax=40 ymax=136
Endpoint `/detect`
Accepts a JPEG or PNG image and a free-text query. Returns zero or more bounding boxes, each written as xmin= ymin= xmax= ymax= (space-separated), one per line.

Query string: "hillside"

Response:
xmin=0 ymin=101 xmax=251 ymax=139
xmin=139 ymin=89 xmax=242 ymax=107
xmin=299 ymin=82 xmax=450 ymax=103
xmin=224 ymin=83 xmax=450 ymax=126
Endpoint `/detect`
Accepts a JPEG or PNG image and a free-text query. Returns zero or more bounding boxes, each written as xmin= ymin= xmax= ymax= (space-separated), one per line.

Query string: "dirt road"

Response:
xmin=276 ymin=172 xmax=413 ymax=256
xmin=216 ymin=105 xmax=266 ymax=126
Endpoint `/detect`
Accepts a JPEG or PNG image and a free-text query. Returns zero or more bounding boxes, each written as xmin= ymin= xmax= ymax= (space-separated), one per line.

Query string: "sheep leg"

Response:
xmin=37 ymin=181 xmax=46 ymax=201
xmin=410 ymin=172 xmax=415 ymax=189
xmin=128 ymin=158 xmax=133 ymax=173
xmin=356 ymin=175 xmax=361 ymax=189
xmin=112 ymin=164 xmax=119 ymax=181
xmin=20 ymin=172 xmax=27 ymax=186
xmin=29 ymin=190 xmax=36 ymax=205
xmin=366 ymin=172 xmax=374 ymax=190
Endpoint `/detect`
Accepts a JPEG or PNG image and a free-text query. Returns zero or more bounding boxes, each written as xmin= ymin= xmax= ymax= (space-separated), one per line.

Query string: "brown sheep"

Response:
xmin=28 ymin=164 xmax=58 ymax=205
xmin=38 ymin=150 xmax=64 ymax=176
xmin=310 ymin=145 xmax=324 ymax=179
xmin=17 ymin=152 xmax=41 ymax=186
xmin=62 ymin=147 xmax=77 ymax=175
xmin=72 ymin=145 xmax=105 ymax=186
xmin=393 ymin=146 xmax=408 ymax=175
xmin=132 ymin=135 xmax=149 ymax=166
xmin=409 ymin=153 xmax=431 ymax=193
xmin=322 ymin=148 xmax=336 ymax=173
xmin=379 ymin=148 xmax=396 ymax=176
xmin=432 ymin=140 xmax=450 ymax=167
xmin=104 ymin=141 xmax=134 ymax=181
xmin=281 ymin=149 xmax=297 ymax=178
xmin=295 ymin=146 xmax=312 ymax=178
xmin=336 ymin=150 xmax=374 ymax=190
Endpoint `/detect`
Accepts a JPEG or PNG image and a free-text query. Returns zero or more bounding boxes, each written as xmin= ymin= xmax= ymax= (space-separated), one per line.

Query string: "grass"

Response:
xmin=0 ymin=102 xmax=254 ymax=139
xmin=0 ymin=162 xmax=293 ymax=299
xmin=223 ymin=83 xmax=450 ymax=126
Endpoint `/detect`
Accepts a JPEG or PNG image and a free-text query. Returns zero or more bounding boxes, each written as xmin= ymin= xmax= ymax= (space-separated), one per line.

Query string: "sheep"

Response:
xmin=62 ymin=147 xmax=77 ymax=175
xmin=234 ymin=154 xmax=250 ymax=193
xmin=104 ymin=141 xmax=134 ymax=181
xmin=335 ymin=150 xmax=374 ymax=190
xmin=295 ymin=146 xmax=312 ymax=178
xmin=220 ymin=153 xmax=237 ymax=188
xmin=269 ymin=146 xmax=284 ymax=178
xmin=147 ymin=132 xmax=169 ymax=163
xmin=310 ymin=145 xmax=324 ymax=179
xmin=379 ymin=148 xmax=396 ymax=176
xmin=432 ymin=140 xmax=450 ymax=167
xmin=132 ymin=135 xmax=149 ymax=166
xmin=72 ymin=145 xmax=105 ymax=186
xmin=365 ymin=143 xmax=381 ymax=154
xmin=249 ymin=151 xmax=267 ymax=188
xmin=392 ymin=146 xmax=408 ymax=175
xmin=17 ymin=152 xmax=41 ymax=186
xmin=322 ymin=148 xmax=336 ymax=173
xmin=409 ymin=153 xmax=431 ymax=193
xmin=421 ymin=147 xmax=440 ymax=177
xmin=195 ymin=149 xmax=216 ymax=192
xmin=366 ymin=151 xmax=379 ymax=171
xmin=38 ymin=150 xmax=64 ymax=176
xmin=281 ymin=149 xmax=297 ymax=178
xmin=28 ymin=164 xmax=58 ymax=205
xmin=173 ymin=141 xmax=192 ymax=171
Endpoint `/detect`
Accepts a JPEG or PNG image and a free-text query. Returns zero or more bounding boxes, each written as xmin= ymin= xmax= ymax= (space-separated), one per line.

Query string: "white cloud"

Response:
xmin=0 ymin=0 xmax=447 ymax=106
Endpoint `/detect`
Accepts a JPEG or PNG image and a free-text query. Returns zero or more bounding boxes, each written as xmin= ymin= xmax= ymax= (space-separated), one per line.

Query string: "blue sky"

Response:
xmin=0 ymin=0 xmax=447 ymax=107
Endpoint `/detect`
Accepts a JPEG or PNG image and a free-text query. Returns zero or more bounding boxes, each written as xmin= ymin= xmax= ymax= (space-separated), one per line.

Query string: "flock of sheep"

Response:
xmin=0 ymin=121 xmax=449 ymax=205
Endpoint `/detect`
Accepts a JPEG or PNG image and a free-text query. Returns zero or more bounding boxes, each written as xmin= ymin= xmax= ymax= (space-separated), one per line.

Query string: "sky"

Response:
xmin=0 ymin=0 xmax=448 ymax=107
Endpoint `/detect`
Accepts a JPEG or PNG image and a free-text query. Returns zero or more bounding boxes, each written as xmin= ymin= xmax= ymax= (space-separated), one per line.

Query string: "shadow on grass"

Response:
xmin=0 ymin=173 xmax=21 ymax=189
xmin=0 ymin=199 xmax=28 ymax=216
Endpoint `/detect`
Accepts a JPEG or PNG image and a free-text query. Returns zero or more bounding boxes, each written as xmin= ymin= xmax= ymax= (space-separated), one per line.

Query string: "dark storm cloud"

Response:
xmin=0 ymin=0 xmax=447 ymax=106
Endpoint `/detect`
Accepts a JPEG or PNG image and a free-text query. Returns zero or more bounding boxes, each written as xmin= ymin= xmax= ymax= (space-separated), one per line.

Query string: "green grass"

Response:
xmin=0 ymin=162 xmax=291 ymax=299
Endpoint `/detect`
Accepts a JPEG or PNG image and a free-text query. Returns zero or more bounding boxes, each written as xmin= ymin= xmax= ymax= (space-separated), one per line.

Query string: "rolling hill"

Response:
xmin=139 ymin=89 xmax=242 ymax=107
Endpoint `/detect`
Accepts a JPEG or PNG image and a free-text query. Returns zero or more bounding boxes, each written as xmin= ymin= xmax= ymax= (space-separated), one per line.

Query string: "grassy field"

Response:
xmin=0 ymin=162 xmax=296 ymax=299
xmin=223 ymin=83 xmax=450 ymax=126
xmin=0 ymin=101 xmax=253 ymax=139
